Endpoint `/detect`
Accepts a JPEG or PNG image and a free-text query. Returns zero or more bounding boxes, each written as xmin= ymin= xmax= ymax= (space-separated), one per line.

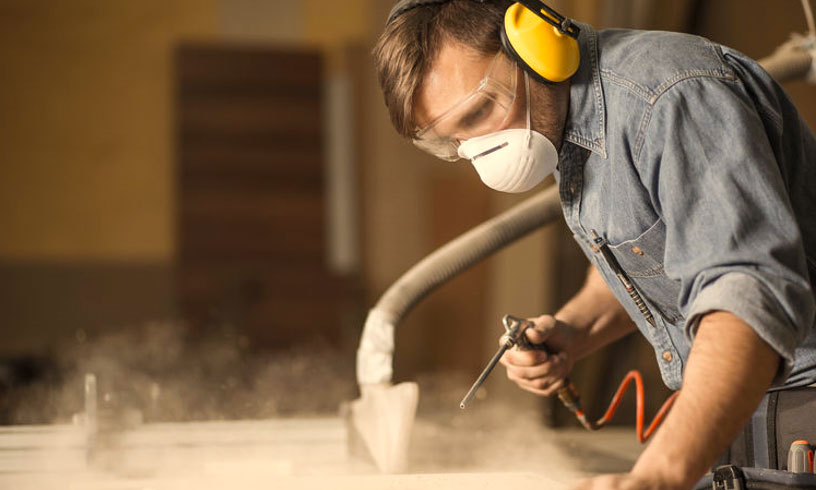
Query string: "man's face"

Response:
xmin=413 ymin=41 xmax=527 ymax=150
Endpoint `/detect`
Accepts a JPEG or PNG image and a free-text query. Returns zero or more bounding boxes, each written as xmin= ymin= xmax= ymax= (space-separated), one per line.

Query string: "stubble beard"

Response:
xmin=529 ymin=79 xmax=570 ymax=151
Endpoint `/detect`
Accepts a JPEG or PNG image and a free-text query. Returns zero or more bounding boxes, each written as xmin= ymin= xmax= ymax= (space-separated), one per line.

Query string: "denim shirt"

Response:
xmin=555 ymin=23 xmax=816 ymax=390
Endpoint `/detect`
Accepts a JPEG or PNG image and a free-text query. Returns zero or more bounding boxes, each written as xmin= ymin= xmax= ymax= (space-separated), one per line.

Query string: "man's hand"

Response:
xmin=570 ymin=474 xmax=672 ymax=490
xmin=499 ymin=315 xmax=579 ymax=396
xmin=498 ymin=265 xmax=637 ymax=397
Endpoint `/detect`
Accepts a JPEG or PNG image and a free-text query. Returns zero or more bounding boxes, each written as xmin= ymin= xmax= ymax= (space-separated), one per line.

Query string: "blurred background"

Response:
xmin=0 ymin=0 xmax=814 ymax=427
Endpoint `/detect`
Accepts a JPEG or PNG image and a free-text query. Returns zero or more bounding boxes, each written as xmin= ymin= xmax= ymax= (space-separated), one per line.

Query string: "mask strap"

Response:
xmin=524 ymin=72 xmax=532 ymax=147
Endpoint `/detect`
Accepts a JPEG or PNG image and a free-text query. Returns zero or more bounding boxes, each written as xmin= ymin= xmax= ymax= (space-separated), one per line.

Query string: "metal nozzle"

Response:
xmin=459 ymin=315 xmax=537 ymax=409
xmin=459 ymin=340 xmax=512 ymax=409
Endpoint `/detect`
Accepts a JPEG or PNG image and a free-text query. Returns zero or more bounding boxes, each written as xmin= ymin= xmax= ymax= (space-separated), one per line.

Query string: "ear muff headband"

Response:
xmin=501 ymin=2 xmax=580 ymax=83
xmin=386 ymin=0 xmax=580 ymax=83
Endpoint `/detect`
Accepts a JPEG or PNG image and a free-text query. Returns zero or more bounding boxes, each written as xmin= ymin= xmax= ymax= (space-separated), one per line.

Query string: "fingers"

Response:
xmin=503 ymin=351 xmax=570 ymax=395
xmin=499 ymin=347 xmax=548 ymax=366
xmin=496 ymin=315 xmax=558 ymax=366
xmin=495 ymin=315 xmax=557 ymax=351
xmin=517 ymin=377 xmax=566 ymax=397
xmin=525 ymin=315 xmax=556 ymax=345
xmin=495 ymin=314 xmax=574 ymax=397
xmin=504 ymin=354 xmax=562 ymax=380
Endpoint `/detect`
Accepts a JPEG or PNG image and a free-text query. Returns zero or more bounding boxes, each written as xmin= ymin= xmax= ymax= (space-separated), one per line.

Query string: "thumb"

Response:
xmin=524 ymin=315 xmax=556 ymax=346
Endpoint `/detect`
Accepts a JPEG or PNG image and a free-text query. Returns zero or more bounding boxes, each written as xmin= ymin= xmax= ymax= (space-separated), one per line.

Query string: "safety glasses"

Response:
xmin=412 ymin=51 xmax=519 ymax=161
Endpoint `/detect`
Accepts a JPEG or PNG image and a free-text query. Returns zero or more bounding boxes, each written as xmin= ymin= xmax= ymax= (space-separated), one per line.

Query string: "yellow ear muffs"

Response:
xmin=501 ymin=2 xmax=580 ymax=83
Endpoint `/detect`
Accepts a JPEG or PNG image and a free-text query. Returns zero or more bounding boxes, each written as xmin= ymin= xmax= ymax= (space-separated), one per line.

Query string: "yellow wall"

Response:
xmin=302 ymin=0 xmax=372 ymax=47
xmin=0 ymin=0 xmax=378 ymax=263
xmin=0 ymin=0 xmax=215 ymax=261
xmin=217 ymin=0 xmax=302 ymax=43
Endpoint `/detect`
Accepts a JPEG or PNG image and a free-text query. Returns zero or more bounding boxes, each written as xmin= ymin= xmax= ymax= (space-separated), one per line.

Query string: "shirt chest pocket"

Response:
xmin=608 ymin=219 xmax=683 ymax=324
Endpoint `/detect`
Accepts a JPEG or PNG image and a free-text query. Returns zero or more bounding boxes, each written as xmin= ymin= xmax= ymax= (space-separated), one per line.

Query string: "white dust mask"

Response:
xmin=457 ymin=73 xmax=558 ymax=193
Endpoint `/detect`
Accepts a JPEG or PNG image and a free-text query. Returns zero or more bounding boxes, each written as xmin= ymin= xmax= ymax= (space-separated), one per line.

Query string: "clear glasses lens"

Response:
xmin=412 ymin=138 xmax=456 ymax=161
xmin=412 ymin=52 xmax=518 ymax=161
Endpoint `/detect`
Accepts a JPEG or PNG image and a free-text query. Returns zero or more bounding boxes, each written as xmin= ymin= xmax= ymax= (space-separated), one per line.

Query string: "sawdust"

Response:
xmin=2 ymin=322 xmax=641 ymax=489
xmin=4 ymin=321 xmax=356 ymax=424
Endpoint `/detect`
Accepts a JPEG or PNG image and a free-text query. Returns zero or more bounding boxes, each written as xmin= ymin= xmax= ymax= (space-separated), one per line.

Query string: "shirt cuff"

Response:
xmin=684 ymin=272 xmax=798 ymax=385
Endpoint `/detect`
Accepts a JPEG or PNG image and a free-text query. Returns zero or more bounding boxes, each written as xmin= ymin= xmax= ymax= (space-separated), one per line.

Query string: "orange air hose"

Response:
xmin=558 ymin=370 xmax=680 ymax=443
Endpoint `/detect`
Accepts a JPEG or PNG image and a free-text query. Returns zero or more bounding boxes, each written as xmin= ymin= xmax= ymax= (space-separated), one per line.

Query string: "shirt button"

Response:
xmin=568 ymin=183 xmax=576 ymax=194
xmin=662 ymin=350 xmax=673 ymax=363
xmin=632 ymin=246 xmax=644 ymax=255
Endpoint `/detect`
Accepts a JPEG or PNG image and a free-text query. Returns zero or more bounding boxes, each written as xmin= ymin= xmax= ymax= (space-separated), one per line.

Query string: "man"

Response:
xmin=373 ymin=0 xmax=816 ymax=489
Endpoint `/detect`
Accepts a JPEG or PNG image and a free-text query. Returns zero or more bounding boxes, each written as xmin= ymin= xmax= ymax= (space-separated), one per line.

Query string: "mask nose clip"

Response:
xmin=471 ymin=141 xmax=510 ymax=161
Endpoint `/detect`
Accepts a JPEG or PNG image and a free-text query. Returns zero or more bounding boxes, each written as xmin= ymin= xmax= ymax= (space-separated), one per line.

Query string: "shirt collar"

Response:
xmin=562 ymin=22 xmax=607 ymax=158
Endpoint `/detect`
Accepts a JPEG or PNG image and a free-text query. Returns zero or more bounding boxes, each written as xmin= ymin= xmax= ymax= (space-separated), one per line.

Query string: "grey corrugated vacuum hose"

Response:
xmin=356 ymin=184 xmax=562 ymax=385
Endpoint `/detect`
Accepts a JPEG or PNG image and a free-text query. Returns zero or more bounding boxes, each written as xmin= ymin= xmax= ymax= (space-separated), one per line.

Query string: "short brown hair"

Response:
xmin=373 ymin=0 xmax=511 ymax=138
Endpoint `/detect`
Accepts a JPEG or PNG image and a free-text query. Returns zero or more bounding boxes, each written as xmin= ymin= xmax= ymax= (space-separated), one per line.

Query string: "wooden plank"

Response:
xmin=178 ymin=224 xmax=325 ymax=261
xmin=175 ymin=45 xmax=353 ymax=348
xmin=179 ymin=95 xmax=321 ymax=138
xmin=272 ymin=474 xmax=569 ymax=490
xmin=177 ymin=295 xmax=347 ymax=346
xmin=180 ymin=188 xmax=323 ymax=222
xmin=179 ymin=171 xmax=322 ymax=193
xmin=179 ymin=145 xmax=323 ymax=179
xmin=177 ymin=264 xmax=347 ymax=299
xmin=177 ymin=45 xmax=322 ymax=92
xmin=0 ymin=418 xmax=642 ymax=488
xmin=178 ymin=129 xmax=319 ymax=149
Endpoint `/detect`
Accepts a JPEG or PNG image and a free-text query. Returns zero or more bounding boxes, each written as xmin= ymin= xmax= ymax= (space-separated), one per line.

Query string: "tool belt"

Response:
xmin=693 ymin=465 xmax=816 ymax=489
xmin=692 ymin=386 xmax=816 ymax=489
xmin=718 ymin=386 xmax=816 ymax=470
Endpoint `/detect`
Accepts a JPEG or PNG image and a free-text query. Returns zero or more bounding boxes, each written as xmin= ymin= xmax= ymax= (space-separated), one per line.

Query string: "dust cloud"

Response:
xmin=3 ymin=320 xmax=356 ymax=425
xmin=1 ymin=321 xmax=639 ymax=489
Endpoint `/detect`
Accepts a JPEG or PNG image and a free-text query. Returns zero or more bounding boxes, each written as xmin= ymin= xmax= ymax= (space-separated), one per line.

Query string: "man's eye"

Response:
xmin=459 ymin=101 xmax=494 ymax=129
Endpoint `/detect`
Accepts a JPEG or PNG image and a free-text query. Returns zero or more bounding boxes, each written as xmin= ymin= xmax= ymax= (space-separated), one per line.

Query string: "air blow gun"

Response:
xmin=459 ymin=315 xmax=582 ymax=413
xmin=460 ymin=314 xmax=679 ymax=443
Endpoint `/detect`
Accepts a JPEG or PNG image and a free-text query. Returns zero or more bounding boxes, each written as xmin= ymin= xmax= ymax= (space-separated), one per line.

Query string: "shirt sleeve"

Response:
xmin=638 ymin=73 xmax=815 ymax=383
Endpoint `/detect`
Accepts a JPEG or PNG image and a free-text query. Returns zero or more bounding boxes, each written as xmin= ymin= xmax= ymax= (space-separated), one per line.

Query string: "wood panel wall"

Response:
xmin=175 ymin=45 xmax=352 ymax=349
